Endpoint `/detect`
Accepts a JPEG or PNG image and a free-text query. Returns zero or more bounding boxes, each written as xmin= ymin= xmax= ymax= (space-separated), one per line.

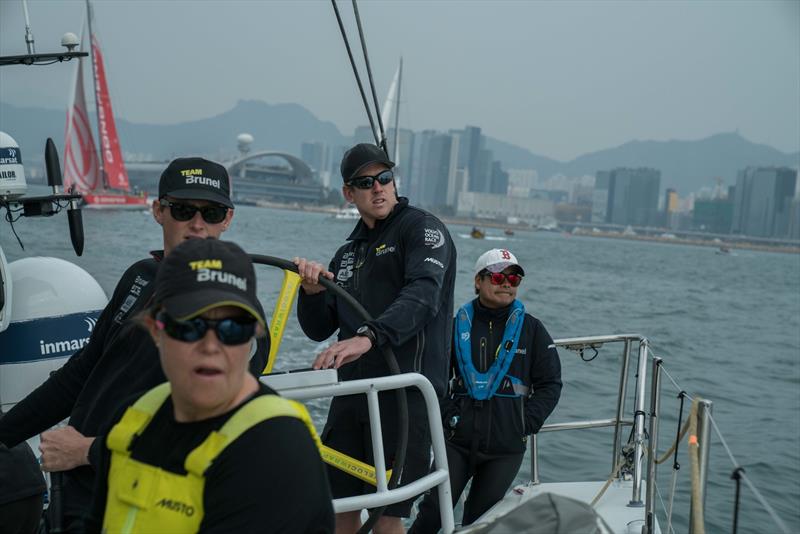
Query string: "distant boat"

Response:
xmin=504 ymin=228 xmax=514 ymax=236
xmin=62 ymin=0 xmax=147 ymax=210
xmin=716 ymin=246 xmax=731 ymax=255
xmin=334 ymin=206 xmax=360 ymax=220
xmin=470 ymin=227 xmax=485 ymax=239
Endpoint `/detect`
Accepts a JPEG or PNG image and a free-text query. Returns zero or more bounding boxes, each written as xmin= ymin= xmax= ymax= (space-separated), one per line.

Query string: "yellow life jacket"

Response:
xmin=102 ymin=382 xmax=320 ymax=534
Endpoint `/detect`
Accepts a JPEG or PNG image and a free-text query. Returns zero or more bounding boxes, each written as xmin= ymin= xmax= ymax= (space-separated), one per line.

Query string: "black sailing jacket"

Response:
xmin=297 ymin=198 xmax=457 ymax=397
xmin=444 ymin=299 xmax=562 ymax=454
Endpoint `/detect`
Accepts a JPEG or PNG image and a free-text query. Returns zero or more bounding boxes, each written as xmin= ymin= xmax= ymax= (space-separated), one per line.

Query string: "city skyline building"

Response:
xmin=731 ymin=166 xmax=797 ymax=238
xmin=592 ymin=167 xmax=661 ymax=226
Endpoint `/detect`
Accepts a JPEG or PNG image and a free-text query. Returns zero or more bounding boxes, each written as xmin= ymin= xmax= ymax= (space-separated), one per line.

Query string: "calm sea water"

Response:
xmin=2 ymin=202 xmax=798 ymax=532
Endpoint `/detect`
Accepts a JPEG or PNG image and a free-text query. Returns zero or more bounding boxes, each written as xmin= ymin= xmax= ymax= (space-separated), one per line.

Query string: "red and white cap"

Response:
xmin=474 ymin=248 xmax=525 ymax=277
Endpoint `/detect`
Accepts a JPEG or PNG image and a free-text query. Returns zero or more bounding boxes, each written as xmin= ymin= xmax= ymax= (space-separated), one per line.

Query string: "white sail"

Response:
xmin=381 ymin=64 xmax=400 ymax=138
xmin=381 ymin=59 xmax=403 ymax=191
xmin=63 ymin=26 xmax=100 ymax=194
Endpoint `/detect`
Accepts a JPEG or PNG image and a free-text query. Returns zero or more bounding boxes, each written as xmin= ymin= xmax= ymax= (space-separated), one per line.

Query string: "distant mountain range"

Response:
xmin=2 ymin=99 xmax=797 ymax=194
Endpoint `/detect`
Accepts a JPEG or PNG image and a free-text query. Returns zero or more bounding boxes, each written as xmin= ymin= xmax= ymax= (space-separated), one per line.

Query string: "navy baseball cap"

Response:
xmin=152 ymin=238 xmax=265 ymax=329
xmin=340 ymin=143 xmax=395 ymax=183
xmin=159 ymin=157 xmax=233 ymax=208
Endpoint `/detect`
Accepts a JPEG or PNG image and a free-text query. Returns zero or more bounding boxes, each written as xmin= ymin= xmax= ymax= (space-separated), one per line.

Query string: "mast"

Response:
xmin=84 ymin=0 xmax=106 ymax=189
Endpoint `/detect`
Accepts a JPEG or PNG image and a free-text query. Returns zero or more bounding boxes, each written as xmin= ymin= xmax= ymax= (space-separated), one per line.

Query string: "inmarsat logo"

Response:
xmin=39 ymin=317 xmax=96 ymax=356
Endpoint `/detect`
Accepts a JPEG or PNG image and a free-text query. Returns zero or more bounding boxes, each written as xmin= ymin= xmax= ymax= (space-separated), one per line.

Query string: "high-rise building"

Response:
xmin=592 ymin=171 xmax=612 ymax=223
xmin=788 ymin=197 xmax=800 ymax=239
xmin=591 ymin=168 xmax=661 ymax=226
xmin=459 ymin=126 xmax=485 ymax=192
xmin=410 ymin=131 xmax=460 ymax=209
xmin=693 ymin=199 xmax=733 ymax=234
xmin=410 ymin=129 xmax=437 ymax=202
xmin=731 ymin=167 xmax=797 ymax=238
xmin=664 ymin=188 xmax=680 ymax=228
xmin=300 ymin=141 xmax=329 ymax=184
xmin=489 ymin=161 xmax=509 ymax=195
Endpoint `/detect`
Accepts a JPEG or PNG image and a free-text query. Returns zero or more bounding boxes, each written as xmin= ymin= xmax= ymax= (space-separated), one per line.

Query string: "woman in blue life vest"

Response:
xmin=85 ymin=238 xmax=334 ymax=533
xmin=410 ymin=249 xmax=562 ymax=533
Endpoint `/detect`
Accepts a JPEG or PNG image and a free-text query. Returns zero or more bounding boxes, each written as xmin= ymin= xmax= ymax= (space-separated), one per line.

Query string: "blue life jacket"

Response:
xmin=454 ymin=299 xmax=526 ymax=400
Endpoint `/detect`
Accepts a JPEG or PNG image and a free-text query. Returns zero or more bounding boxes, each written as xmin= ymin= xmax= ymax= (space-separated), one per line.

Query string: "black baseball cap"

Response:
xmin=340 ymin=143 xmax=395 ymax=183
xmin=159 ymin=157 xmax=233 ymax=208
xmin=152 ymin=238 xmax=265 ymax=329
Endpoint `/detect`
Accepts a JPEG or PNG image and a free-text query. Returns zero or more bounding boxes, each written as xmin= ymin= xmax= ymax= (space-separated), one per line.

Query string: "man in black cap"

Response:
xmin=294 ymin=143 xmax=457 ymax=533
xmin=0 ymin=157 xmax=269 ymax=532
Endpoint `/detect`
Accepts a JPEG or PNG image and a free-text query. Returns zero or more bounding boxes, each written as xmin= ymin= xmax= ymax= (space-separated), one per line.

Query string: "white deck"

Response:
xmin=478 ymin=480 xmax=660 ymax=534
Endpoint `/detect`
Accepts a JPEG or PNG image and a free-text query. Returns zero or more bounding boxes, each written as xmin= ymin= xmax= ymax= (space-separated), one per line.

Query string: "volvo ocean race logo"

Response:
xmin=424 ymin=228 xmax=445 ymax=249
xmin=39 ymin=314 xmax=96 ymax=356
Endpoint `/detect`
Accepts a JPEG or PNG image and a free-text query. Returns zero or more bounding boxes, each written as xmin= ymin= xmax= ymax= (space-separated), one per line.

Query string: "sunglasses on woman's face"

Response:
xmin=155 ymin=311 xmax=256 ymax=346
xmin=347 ymin=169 xmax=394 ymax=190
xmin=159 ymin=199 xmax=229 ymax=224
xmin=483 ymin=271 xmax=523 ymax=287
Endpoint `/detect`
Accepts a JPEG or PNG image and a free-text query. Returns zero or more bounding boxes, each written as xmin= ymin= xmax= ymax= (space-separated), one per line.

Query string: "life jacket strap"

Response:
xmin=107 ymin=383 xmax=172 ymax=454
xmin=185 ymin=395 xmax=320 ymax=477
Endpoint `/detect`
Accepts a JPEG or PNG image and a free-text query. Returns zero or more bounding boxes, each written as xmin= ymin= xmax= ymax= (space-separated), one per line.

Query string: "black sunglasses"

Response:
xmin=155 ymin=310 xmax=256 ymax=346
xmin=347 ymin=169 xmax=394 ymax=190
xmin=160 ymin=199 xmax=228 ymax=224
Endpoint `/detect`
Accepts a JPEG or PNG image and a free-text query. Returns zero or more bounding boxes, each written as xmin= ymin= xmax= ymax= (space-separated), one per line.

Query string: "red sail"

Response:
xmin=64 ymin=55 xmax=100 ymax=194
xmin=91 ymin=34 xmax=130 ymax=191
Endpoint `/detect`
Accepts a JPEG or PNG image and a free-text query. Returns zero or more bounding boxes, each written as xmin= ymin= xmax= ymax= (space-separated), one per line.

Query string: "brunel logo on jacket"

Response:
xmin=190 ymin=259 xmax=247 ymax=290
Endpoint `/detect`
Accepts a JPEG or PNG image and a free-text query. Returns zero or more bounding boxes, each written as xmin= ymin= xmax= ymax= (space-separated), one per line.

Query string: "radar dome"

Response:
xmin=237 ymin=133 xmax=254 ymax=154
xmin=0 ymin=131 xmax=27 ymax=200
xmin=0 ymin=257 xmax=107 ymax=408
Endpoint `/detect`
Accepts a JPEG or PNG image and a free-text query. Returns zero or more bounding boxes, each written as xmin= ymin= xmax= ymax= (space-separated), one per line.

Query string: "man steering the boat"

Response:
xmin=0 ymin=158 xmax=269 ymax=532
xmin=294 ymin=143 xmax=457 ymax=534
xmin=410 ymin=248 xmax=562 ymax=533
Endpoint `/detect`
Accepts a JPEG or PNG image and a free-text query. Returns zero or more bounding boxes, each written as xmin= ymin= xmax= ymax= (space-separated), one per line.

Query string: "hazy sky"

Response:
xmin=1 ymin=0 xmax=798 ymax=161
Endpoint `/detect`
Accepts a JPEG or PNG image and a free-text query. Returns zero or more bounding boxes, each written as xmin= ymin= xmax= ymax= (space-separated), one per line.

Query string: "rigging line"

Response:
xmin=706 ymin=412 xmax=737 ymax=467
xmin=659 ymin=364 xmax=695 ymax=402
xmin=654 ymin=483 xmax=677 ymax=534
xmin=351 ymin=0 xmax=388 ymax=154
xmin=330 ymin=0 xmax=379 ymax=146
xmin=665 ymin=467 xmax=680 ymax=534
xmin=739 ymin=472 xmax=790 ymax=534
xmin=706 ymin=413 xmax=790 ymax=533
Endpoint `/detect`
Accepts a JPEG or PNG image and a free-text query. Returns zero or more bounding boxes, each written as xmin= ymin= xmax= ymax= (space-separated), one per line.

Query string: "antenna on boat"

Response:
xmin=0 ymin=1 xmax=87 ymax=66
xmin=21 ymin=0 xmax=35 ymax=54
